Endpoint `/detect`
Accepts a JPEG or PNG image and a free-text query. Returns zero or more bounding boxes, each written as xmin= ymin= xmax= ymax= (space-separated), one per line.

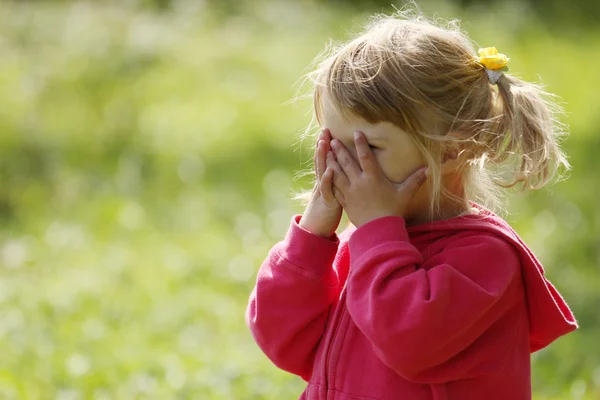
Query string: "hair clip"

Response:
xmin=473 ymin=47 xmax=509 ymax=85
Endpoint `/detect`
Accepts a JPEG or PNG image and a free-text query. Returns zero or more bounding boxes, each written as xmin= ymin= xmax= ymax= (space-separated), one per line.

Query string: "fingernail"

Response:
xmin=354 ymin=131 xmax=360 ymax=140
xmin=420 ymin=168 xmax=428 ymax=182
xmin=330 ymin=140 xmax=338 ymax=149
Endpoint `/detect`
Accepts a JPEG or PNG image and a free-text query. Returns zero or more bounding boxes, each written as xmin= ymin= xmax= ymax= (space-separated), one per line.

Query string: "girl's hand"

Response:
xmin=327 ymin=131 xmax=427 ymax=228
xmin=299 ymin=129 xmax=343 ymax=238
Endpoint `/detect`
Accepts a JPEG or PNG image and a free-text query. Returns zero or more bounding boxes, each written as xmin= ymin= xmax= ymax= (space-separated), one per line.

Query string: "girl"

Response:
xmin=246 ymin=11 xmax=577 ymax=400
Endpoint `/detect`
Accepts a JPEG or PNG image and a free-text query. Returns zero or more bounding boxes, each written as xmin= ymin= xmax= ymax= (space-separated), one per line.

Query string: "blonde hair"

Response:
xmin=299 ymin=10 xmax=569 ymax=217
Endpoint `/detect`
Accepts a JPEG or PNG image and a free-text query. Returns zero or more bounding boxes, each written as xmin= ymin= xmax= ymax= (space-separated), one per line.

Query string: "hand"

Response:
xmin=299 ymin=129 xmax=343 ymax=238
xmin=327 ymin=131 xmax=427 ymax=228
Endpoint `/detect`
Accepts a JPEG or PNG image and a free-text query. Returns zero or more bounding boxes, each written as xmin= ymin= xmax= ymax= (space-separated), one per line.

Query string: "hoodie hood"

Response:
xmin=405 ymin=204 xmax=578 ymax=352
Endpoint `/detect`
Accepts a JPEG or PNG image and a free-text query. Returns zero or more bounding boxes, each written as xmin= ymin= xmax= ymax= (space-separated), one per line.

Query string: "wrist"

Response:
xmin=299 ymin=216 xmax=335 ymax=238
xmin=353 ymin=210 xmax=401 ymax=228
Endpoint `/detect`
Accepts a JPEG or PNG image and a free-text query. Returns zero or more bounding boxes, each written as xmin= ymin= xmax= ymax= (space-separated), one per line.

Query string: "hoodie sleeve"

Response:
xmin=246 ymin=215 xmax=342 ymax=381
xmin=346 ymin=216 xmax=523 ymax=383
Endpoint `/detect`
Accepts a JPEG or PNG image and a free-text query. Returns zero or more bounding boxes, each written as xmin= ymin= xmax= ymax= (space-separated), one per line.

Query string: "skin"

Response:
xmin=300 ymin=95 xmax=470 ymax=236
xmin=298 ymin=128 xmax=343 ymax=238
xmin=320 ymin=96 xmax=431 ymax=228
xmin=327 ymin=129 xmax=428 ymax=228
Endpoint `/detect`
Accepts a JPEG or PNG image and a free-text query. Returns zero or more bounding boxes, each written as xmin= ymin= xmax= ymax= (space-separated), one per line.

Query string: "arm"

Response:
xmin=246 ymin=216 xmax=342 ymax=381
xmin=346 ymin=216 xmax=522 ymax=383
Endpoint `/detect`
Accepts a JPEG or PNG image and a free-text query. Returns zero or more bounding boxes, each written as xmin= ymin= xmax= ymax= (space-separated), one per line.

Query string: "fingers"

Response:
xmin=396 ymin=166 xmax=428 ymax=197
xmin=320 ymin=168 xmax=337 ymax=204
xmin=315 ymin=129 xmax=330 ymax=180
xmin=316 ymin=140 xmax=327 ymax=180
xmin=314 ymin=138 xmax=320 ymax=179
xmin=331 ymin=139 xmax=361 ymax=179
xmin=322 ymin=127 xmax=332 ymax=144
xmin=326 ymin=151 xmax=350 ymax=191
xmin=332 ymin=185 xmax=345 ymax=207
xmin=354 ymin=131 xmax=379 ymax=175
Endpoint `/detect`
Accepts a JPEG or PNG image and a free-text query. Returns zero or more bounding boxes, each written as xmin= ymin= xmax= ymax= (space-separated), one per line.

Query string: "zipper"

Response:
xmin=322 ymin=288 xmax=348 ymax=399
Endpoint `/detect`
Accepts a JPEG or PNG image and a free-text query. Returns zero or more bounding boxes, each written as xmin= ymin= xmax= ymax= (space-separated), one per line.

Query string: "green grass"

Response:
xmin=0 ymin=1 xmax=599 ymax=398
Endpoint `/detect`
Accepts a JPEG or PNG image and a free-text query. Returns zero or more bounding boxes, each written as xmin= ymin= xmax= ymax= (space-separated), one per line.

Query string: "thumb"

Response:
xmin=395 ymin=167 xmax=428 ymax=195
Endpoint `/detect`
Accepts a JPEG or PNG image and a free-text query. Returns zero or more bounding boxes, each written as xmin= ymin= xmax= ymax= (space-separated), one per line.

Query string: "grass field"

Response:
xmin=0 ymin=0 xmax=599 ymax=398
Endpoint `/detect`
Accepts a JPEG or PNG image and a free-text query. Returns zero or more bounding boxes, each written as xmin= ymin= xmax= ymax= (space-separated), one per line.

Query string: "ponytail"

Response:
xmin=296 ymin=13 xmax=570 ymax=215
xmin=491 ymin=74 xmax=569 ymax=189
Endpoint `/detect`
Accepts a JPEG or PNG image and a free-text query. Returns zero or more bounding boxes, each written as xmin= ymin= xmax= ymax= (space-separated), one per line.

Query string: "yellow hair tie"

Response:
xmin=473 ymin=47 xmax=510 ymax=84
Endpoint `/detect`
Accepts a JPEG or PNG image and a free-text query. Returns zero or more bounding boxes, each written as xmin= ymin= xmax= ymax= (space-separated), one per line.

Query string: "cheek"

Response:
xmin=377 ymin=151 xmax=423 ymax=183
xmin=376 ymin=153 xmax=406 ymax=182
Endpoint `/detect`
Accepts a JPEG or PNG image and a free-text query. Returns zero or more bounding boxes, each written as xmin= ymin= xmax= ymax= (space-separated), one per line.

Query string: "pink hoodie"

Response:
xmin=246 ymin=206 xmax=577 ymax=399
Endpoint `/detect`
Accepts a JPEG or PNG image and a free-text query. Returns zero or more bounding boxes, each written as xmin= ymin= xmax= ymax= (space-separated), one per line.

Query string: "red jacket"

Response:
xmin=246 ymin=206 xmax=577 ymax=400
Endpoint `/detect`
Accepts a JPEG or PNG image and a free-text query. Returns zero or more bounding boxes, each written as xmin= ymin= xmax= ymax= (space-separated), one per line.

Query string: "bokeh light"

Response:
xmin=0 ymin=0 xmax=599 ymax=398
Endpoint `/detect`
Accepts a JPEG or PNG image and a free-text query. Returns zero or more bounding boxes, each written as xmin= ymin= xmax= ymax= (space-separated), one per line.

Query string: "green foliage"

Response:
xmin=0 ymin=0 xmax=598 ymax=398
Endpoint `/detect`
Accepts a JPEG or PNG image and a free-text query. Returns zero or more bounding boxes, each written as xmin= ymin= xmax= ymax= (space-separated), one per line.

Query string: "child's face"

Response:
xmin=320 ymin=97 xmax=426 ymax=186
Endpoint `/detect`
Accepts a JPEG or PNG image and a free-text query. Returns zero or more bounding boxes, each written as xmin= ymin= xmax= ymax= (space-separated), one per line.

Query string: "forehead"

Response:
xmin=319 ymin=91 xmax=389 ymax=142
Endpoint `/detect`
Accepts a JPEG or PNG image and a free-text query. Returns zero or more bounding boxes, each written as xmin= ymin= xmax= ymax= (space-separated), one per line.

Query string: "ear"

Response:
xmin=440 ymin=146 xmax=463 ymax=176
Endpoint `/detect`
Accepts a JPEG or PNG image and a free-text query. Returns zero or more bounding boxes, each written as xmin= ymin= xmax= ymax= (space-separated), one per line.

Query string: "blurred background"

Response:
xmin=0 ymin=0 xmax=598 ymax=398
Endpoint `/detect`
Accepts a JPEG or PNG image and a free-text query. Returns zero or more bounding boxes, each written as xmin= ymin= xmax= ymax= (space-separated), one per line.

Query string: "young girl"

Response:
xmin=246 ymin=11 xmax=577 ymax=400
